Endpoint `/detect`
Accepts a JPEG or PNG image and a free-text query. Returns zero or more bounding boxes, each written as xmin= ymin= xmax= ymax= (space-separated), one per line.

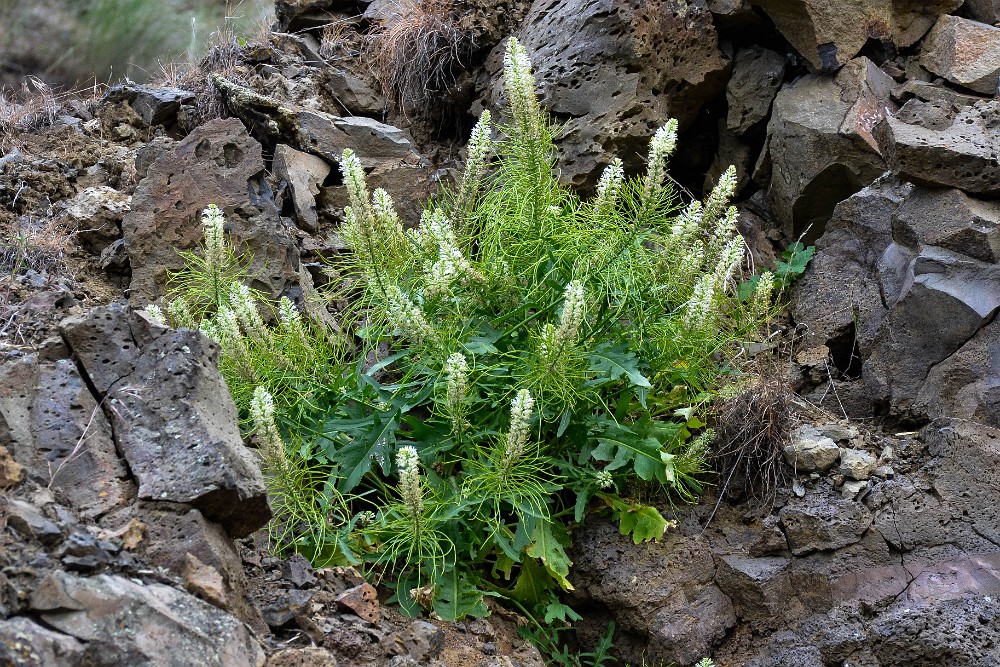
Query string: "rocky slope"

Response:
xmin=3 ymin=0 xmax=1000 ymax=665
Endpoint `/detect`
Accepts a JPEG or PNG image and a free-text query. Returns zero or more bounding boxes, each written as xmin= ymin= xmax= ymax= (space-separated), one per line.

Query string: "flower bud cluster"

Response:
xmin=704 ymin=166 xmax=737 ymax=223
xmin=444 ymin=352 xmax=469 ymax=419
xmin=595 ymin=470 xmax=613 ymax=489
xmin=384 ymin=286 xmax=435 ymax=345
xmin=144 ymin=304 xmax=166 ymax=325
xmin=643 ymin=120 xmax=679 ymax=204
xmin=595 ymin=158 xmax=624 ymax=211
xmin=372 ymin=188 xmax=405 ymax=242
xmin=278 ymin=296 xmax=313 ymax=352
xmin=502 ymin=389 xmax=534 ymax=474
xmin=413 ymin=209 xmax=481 ymax=298
xmin=539 ymin=281 xmax=586 ymax=360
xmin=396 ymin=446 xmax=423 ymax=520
xmin=503 ymin=38 xmax=541 ymax=140
xmin=456 ymin=111 xmax=493 ymax=215
xmin=201 ymin=204 xmax=227 ymax=276
xmin=751 ymin=271 xmax=776 ymax=320
xmin=230 ymin=282 xmax=270 ymax=347
xmin=250 ymin=386 xmax=287 ymax=471
xmin=167 ymin=297 xmax=195 ymax=329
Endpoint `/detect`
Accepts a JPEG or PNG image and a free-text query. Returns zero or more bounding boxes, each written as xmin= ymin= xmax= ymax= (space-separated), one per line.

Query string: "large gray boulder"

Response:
xmin=757 ymin=57 xmax=891 ymax=239
xmin=569 ymin=519 xmax=735 ymax=665
xmin=0 ymin=348 xmax=134 ymax=519
xmin=864 ymin=246 xmax=1000 ymax=418
xmin=61 ymin=303 xmax=271 ymax=538
xmin=727 ymin=46 xmax=787 ymax=135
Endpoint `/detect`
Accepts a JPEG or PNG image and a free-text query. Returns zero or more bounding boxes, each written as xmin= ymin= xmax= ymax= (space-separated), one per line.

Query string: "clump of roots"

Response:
xmin=712 ymin=362 xmax=794 ymax=506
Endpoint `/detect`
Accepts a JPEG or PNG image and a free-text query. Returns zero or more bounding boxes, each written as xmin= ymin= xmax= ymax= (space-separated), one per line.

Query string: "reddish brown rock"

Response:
xmin=122 ymin=117 xmax=301 ymax=304
xmin=335 ymin=583 xmax=380 ymax=624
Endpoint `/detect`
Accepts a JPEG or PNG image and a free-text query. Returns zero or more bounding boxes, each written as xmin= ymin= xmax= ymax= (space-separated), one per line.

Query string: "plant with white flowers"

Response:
xmin=161 ymin=37 xmax=785 ymax=633
xmin=311 ymin=35 xmax=778 ymax=623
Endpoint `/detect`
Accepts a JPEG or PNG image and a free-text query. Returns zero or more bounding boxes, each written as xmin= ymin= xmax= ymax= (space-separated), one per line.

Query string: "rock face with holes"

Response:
xmin=875 ymin=99 xmax=1000 ymax=195
xmin=0 ymin=342 xmax=134 ymax=519
xmin=480 ymin=0 xmax=730 ymax=190
xmin=122 ymin=117 xmax=302 ymax=305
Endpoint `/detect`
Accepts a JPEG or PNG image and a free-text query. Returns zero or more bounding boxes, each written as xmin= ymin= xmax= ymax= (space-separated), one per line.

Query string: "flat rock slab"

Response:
xmin=273 ymin=144 xmax=330 ymax=232
xmin=892 ymin=187 xmax=1000 ymax=264
xmin=875 ymin=100 xmax=1000 ymax=195
xmin=29 ymin=571 xmax=265 ymax=667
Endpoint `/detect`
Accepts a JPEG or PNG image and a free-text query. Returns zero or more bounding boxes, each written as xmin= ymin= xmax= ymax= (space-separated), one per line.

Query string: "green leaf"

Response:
xmin=737 ymin=275 xmax=760 ymax=302
xmin=599 ymin=493 xmax=671 ymax=544
xmin=433 ymin=567 xmax=490 ymax=621
xmin=586 ymin=342 xmax=651 ymax=389
xmin=333 ymin=409 xmax=399 ymax=492
xmin=543 ymin=601 xmax=582 ymax=624
xmin=511 ymin=558 xmax=556 ymax=610
xmin=590 ymin=420 xmax=668 ymax=483
xmin=775 ymin=242 xmax=815 ymax=283
xmin=525 ymin=520 xmax=574 ymax=591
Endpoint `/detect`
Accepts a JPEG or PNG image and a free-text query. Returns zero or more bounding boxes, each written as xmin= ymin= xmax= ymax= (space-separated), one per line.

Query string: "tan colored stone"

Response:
xmin=922 ymin=15 xmax=1000 ymax=95
xmin=0 ymin=444 xmax=23 ymax=488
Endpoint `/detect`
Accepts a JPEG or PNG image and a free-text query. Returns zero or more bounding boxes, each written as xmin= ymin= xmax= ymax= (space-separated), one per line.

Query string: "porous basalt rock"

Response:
xmin=122 ymin=117 xmax=301 ymax=305
xmin=874 ymin=100 xmax=1000 ymax=195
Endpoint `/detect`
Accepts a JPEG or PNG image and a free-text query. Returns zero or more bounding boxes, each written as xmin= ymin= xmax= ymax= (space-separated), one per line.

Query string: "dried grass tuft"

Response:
xmin=712 ymin=360 xmax=794 ymax=506
xmin=0 ymin=78 xmax=62 ymax=154
xmin=366 ymin=0 xmax=471 ymax=122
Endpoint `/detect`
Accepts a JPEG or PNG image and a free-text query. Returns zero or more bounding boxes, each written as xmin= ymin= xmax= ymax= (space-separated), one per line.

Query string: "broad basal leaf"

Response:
xmin=332 ymin=409 xmax=399 ymax=492
xmin=599 ymin=493 xmax=672 ymax=544
xmin=590 ymin=419 xmax=668 ymax=483
xmin=586 ymin=342 xmax=651 ymax=389
xmin=525 ymin=519 xmax=574 ymax=591
xmin=433 ymin=567 xmax=490 ymax=621
xmin=511 ymin=558 xmax=557 ymax=610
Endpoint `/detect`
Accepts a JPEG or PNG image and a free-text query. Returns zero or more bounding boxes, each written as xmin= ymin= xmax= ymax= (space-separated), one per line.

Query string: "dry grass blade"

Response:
xmin=712 ymin=360 xmax=794 ymax=508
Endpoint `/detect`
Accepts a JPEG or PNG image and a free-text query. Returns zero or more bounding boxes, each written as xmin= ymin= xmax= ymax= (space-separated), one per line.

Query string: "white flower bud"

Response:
xmin=643 ymin=120 xmax=679 ymax=204
xmin=396 ymin=445 xmax=423 ymax=520
xmin=595 ymin=159 xmax=624 ymax=211
xmin=502 ymin=389 xmax=534 ymax=473
xmin=384 ymin=286 xmax=435 ymax=345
